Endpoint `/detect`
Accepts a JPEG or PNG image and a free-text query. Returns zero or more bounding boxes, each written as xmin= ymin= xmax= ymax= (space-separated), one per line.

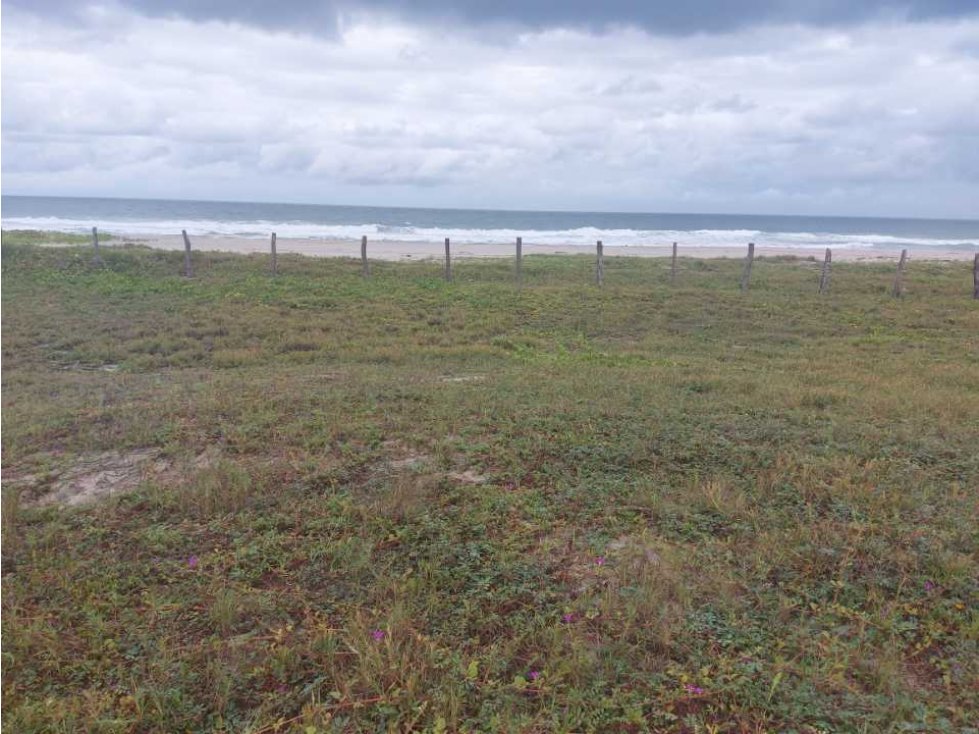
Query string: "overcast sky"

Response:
xmin=3 ymin=1 xmax=978 ymax=218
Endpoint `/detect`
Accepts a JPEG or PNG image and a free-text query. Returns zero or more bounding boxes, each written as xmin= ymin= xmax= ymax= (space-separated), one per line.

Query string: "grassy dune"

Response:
xmin=2 ymin=236 xmax=978 ymax=733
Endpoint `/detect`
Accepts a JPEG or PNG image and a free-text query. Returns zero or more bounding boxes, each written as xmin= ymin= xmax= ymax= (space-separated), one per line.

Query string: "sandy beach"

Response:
xmin=103 ymin=234 xmax=975 ymax=262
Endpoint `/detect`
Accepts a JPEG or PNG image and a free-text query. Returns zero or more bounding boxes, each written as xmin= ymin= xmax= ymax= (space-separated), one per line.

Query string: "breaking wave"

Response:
xmin=3 ymin=215 xmax=977 ymax=250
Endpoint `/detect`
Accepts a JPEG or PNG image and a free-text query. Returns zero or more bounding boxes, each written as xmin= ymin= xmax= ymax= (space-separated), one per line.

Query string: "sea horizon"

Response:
xmin=3 ymin=194 xmax=978 ymax=251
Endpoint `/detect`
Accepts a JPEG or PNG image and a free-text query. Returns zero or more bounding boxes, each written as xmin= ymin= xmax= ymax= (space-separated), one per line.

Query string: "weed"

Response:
xmin=2 ymin=237 xmax=978 ymax=731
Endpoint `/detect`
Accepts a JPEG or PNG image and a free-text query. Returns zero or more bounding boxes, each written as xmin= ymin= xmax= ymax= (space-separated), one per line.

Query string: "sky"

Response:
xmin=2 ymin=1 xmax=979 ymax=218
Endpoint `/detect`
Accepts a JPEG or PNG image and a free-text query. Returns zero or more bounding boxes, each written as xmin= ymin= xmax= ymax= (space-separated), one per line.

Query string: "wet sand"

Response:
xmin=101 ymin=234 xmax=976 ymax=262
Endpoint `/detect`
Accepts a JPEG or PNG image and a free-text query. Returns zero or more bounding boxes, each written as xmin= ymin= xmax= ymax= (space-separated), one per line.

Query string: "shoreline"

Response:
xmin=26 ymin=232 xmax=979 ymax=262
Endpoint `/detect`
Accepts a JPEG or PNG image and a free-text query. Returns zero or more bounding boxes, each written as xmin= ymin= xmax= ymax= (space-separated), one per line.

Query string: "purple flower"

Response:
xmin=561 ymin=613 xmax=575 ymax=624
xmin=924 ymin=580 xmax=936 ymax=592
xmin=371 ymin=629 xmax=386 ymax=641
xmin=594 ymin=556 xmax=606 ymax=566
xmin=684 ymin=684 xmax=705 ymax=695
xmin=187 ymin=555 xmax=199 ymax=569
xmin=528 ymin=670 xmax=541 ymax=681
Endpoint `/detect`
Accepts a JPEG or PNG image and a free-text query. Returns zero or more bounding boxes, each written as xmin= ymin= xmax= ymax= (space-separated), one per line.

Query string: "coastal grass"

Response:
xmin=1 ymin=229 xmax=115 ymax=247
xmin=2 ymin=237 xmax=978 ymax=733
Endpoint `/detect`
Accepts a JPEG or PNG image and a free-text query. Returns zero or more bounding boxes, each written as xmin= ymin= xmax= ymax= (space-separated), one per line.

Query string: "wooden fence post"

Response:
xmin=892 ymin=249 xmax=908 ymax=298
xmin=596 ymin=240 xmax=604 ymax=286
xmin=516 ymin=236 xmax=523 ymax=288
xmin=740 ymin=242 xmax=755 ymax=292
xmin=361 ymin=235 xmax=370 ymax=277
xmin=818 ymin=248 xmax=832 ymax=294
xmin=182 ymin=230 xmax=193 ymax=278
xmin=444 ymin=237 xmax=452 ymax=282
xmin=270 ymin=232 xmax=277 ymax=275
xmin=670 ymin=241 xmax=678 ymax=284
xmin=92 ymin=226 xmax=102 ymax=266
xmin=973 ymin=253 xmax=978 ymax=300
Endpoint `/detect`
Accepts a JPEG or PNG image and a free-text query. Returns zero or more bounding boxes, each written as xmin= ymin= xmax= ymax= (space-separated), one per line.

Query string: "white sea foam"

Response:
xmin=3 ymin=215 xmax=976 ymax=250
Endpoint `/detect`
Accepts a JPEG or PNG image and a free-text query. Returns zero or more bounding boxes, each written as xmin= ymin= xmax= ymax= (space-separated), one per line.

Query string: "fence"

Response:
xmin=89 ymin=229 xmax=979 ymax=299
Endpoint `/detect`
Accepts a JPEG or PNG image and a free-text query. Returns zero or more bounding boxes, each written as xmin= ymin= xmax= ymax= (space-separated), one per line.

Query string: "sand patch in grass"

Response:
xmin=12 ymin=449 xmax=169 ymax=507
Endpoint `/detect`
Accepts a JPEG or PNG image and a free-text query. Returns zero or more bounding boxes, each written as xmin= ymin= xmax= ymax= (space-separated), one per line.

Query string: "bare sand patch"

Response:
xmin=380 ymin=440 xmax=433 ymax=471
xmin=12 ymin=449 xmax=169 ymax=507
xmin=439 ymin=374 xmax=487 ymax=384
xmin=387 ymin=455 xmax=431 ymax=470
xmin=447 ymin=469 xmax=489 ymax=484
xmin=380 ymin=439 xmax=489 ymax=484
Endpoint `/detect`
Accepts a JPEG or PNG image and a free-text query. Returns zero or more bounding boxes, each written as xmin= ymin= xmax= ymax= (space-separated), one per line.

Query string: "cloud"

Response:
xmin=2 ymin=4 xmax=978 ymax=216
xmin=8 ymin=0 xmax=979 ymax=36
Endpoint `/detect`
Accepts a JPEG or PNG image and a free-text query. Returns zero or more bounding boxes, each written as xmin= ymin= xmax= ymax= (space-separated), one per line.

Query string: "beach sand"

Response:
xmin=95 ymin=234 xmax=977 ymax=262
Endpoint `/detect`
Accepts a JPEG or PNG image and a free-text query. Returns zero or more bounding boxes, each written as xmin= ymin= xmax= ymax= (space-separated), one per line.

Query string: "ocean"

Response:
xmin=2 ymin=195 xmax=977 ymax=252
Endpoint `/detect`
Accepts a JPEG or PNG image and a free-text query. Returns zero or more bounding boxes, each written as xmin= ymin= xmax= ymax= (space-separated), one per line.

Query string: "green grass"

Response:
xmin=2 ymin=235 xmax=978 ymax=733
xmin=1 ymin=229 xmax=115 ymax=247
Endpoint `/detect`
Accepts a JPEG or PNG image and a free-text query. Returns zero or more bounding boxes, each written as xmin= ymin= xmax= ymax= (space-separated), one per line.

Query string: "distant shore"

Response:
xmin=83 ymin=234 xmax=979 ymax=262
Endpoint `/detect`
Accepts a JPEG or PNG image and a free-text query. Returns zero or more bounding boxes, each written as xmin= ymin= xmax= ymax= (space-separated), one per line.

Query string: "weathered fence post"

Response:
xmin=740 ymin=242 xmax=755 ymax=292
xmin=270 ymin=232 xmax=277 ymax=275
xmin=670 ymin=241 xmax=678 ymax=284
xmin=973 ymin=253 xmax=978 ymax=300
xmin=361 ymin=235 xmax=370 ymax=277
xmin=818 ymin=248 xmax=832 ymax=294
xmin=444 ymin=237 xmax=452 ymax=282
xmin=596 ymin=240 xmax=604 ymax=286
xmin=892 ymin=248 xmax=908 ymax=298
xmin=515 ymin=236 xmax=523 ymax=288
xmin=91 ymin=226 xmax=102 ymax=266
xmin=182 ymin=229 xmax=193 ymax=278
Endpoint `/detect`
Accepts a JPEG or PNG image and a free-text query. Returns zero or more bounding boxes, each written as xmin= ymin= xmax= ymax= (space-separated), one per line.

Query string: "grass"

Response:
xmin=1 ymin=229 xmax=115 ymax=247
xmin=2 ymin=235 xmax=978 ymax=733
